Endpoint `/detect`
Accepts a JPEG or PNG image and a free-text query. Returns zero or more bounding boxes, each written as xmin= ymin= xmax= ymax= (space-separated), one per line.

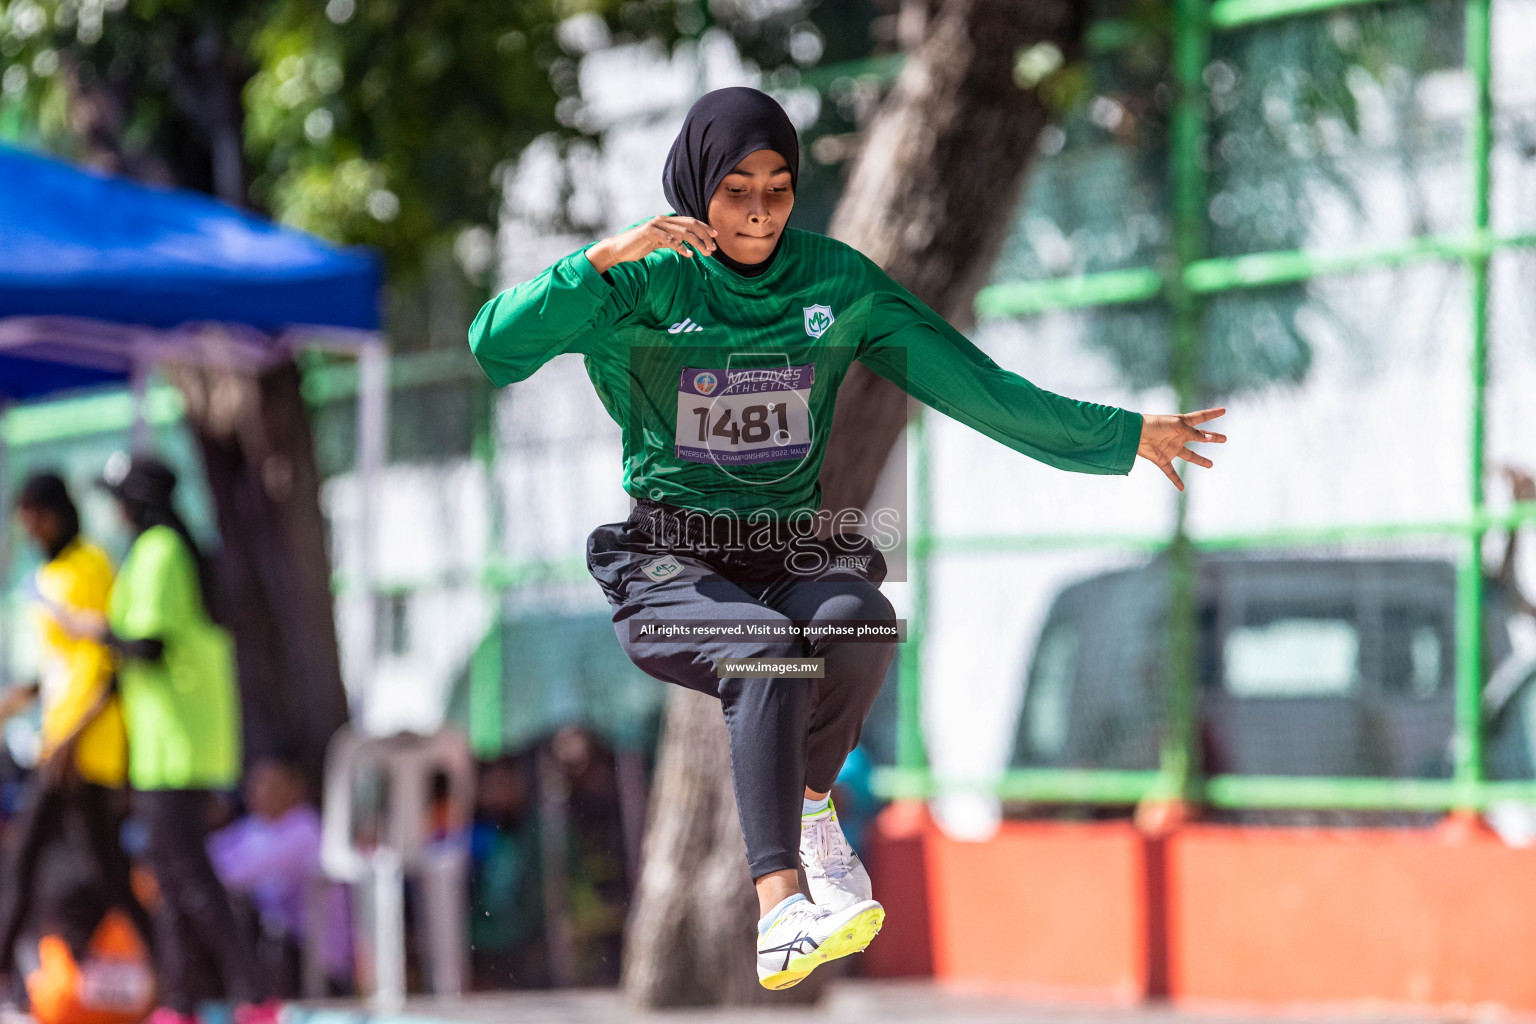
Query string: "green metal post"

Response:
xmin=1152 ymin=0 xmax=1211 ymax=805
xmin=468 ymin=386 xmax=505 ymax=758
xmin=896 ymin=415 xmax=931 ymax=776
xmin=1454 ymin=0 xmax=1493 ymax=795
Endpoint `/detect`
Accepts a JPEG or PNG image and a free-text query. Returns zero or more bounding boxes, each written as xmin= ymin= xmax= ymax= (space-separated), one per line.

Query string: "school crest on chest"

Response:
xmin=802 ymin=304 xmax=835 ymax=339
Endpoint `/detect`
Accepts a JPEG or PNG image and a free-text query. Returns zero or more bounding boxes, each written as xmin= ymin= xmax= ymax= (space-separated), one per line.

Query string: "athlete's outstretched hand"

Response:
xmin=586 ymin=215 xmax=717 ymax=273
xmin=1137 ymin=407 xmax=1227 ymax=491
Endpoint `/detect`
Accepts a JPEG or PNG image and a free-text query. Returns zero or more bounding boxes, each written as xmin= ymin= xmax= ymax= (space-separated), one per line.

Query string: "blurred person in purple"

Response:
xmin=207 ymin=759 xmax=350 ymax=995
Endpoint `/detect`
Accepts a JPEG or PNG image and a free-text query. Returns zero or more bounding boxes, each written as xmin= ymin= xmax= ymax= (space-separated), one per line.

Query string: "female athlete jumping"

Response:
xmin=469 ymin=87 xmax=1224 ymax=989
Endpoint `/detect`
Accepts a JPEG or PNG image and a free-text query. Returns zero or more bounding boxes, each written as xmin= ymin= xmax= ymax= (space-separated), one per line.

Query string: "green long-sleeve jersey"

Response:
xmin=469 ymin=227 xmax=1142 ymax=517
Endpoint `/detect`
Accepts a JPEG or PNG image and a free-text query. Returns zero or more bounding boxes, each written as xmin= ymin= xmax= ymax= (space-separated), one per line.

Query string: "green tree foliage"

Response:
xmin=0 ymin=0 xmax=686 ymax=279
xmin=241 ymin=0 xmax=730 ymax=275
xmin=0 ymin=0 xmax=893 ymax=347
xmin=243 ymin=0 xmax=565 ymax=267
xmin=0 ymin=0 xmax=269 ymax=199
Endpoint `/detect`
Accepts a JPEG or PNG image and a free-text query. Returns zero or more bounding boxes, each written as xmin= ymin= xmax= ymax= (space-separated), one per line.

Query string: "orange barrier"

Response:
xmin=866 ymin=804 xmax=1150 ymax=1003
xmin=863 ymin=804 xmax=1536 ymax=1014
xmin=1167 ymin=821 xmax=1536 ymax=1012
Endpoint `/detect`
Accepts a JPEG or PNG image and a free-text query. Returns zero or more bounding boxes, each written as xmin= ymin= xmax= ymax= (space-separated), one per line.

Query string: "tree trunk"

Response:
xmin=165 ymin=354 xmax=350 ymax=794
xmin=622 ymin=0 xmax=1087 ymax=1006
xmin=59 ymin=25 xmax=346 ymax=790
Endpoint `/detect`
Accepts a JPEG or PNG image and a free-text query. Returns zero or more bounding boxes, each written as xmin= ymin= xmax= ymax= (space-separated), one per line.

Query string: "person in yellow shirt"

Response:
xmin=0 ymin=472 xmax=153 ymax=974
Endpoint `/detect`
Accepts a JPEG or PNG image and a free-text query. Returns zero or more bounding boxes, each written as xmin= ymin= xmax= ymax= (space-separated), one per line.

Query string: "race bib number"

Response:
xmin=675 ymin=365 xmax=814 ymax=466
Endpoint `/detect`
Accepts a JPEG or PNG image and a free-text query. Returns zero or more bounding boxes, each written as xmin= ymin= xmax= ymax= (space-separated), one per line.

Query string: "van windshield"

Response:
xmin=1223 ymin=617 xmax=1360 ymax=697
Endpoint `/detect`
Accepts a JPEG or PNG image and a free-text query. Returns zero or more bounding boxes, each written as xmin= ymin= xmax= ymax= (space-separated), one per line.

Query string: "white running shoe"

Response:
xmin=800 ymin=800 xmax=874 ymax=913
xmin=756 ymin=895 xmax=885 ymax=990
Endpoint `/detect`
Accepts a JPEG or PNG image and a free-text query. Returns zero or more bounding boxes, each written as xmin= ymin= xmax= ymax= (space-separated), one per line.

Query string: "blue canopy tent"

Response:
xmin=0 ymin=143 xmax=390 ymax=692
xmin=0 ymin=143 xmax=380 ymax=396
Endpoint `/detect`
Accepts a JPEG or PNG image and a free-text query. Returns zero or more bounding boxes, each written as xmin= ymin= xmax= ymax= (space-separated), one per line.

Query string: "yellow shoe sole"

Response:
xmin=758 ymin=903 xmax=885 ymax=991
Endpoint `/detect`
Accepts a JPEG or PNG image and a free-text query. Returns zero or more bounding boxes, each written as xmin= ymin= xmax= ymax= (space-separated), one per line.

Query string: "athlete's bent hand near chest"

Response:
xmin=468 ymin=88 xmax=1226 ymax=990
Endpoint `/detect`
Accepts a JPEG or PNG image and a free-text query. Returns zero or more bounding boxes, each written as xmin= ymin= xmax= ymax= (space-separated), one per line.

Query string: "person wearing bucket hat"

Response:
xmin=97 ymin=451 xmax=176 ymax=501
xmin=470 ymin=86 xmax=1227 ymax=989
xmin=74 ymin=453 xmax=279 ymax=1024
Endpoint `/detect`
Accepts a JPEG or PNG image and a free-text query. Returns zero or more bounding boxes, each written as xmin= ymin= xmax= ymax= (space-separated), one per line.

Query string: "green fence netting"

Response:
xmin=885 ymin=0 xmax=1536 ymax=816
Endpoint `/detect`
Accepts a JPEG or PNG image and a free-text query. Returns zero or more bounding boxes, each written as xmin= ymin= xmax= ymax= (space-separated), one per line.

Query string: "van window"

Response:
xmin=1408 ymin=627 xmax=1442 ymax=698
xmin=1224 ymin=618 xmax=1360 ymax=697
xmin=1023 ymin=626 xmax=1080 ymax=758
xmin=1381 ymin=603 xmax=1449 ymax=699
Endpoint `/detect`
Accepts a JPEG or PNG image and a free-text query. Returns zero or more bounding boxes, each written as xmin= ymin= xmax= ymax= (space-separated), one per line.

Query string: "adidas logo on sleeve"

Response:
xmin=668 ymin=317 xmax=705 ymax=334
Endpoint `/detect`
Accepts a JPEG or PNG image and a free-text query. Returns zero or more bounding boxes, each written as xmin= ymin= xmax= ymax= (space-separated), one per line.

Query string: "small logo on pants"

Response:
xmin=643 ymin=556 xmax=684 ymax=582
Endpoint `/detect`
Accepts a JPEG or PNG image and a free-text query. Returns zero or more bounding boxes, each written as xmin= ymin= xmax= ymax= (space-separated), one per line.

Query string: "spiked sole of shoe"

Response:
xmin=758 ymin=904 xmax=886 ymax=991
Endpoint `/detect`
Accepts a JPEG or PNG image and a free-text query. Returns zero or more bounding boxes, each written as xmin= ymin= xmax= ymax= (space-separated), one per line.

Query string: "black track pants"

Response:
xmin=137 ymin=789 xmax=265 ymax=1013
xmin=587 ymin=509 xmax=896 ymax=880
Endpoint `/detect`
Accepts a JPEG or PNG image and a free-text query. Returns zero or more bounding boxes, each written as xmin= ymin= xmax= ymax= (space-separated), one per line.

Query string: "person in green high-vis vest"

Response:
xmin=86 ymin=454 xmax=278 ymax=1024
xmin=469 ymin=87 xmax=1228 ymax=990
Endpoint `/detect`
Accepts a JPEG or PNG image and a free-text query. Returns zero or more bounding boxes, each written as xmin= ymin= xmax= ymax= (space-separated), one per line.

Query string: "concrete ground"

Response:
xmin=284 ymin=981 xmax=1494 ymax=1024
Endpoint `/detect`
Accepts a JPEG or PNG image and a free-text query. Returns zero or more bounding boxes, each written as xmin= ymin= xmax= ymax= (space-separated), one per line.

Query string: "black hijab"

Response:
xmin=662 ymin=87 xmax=799 ymax=277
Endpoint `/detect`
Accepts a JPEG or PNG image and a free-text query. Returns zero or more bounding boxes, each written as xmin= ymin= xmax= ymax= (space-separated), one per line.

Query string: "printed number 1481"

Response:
xmin=692 ymin=404 xmax=789 ymax=445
